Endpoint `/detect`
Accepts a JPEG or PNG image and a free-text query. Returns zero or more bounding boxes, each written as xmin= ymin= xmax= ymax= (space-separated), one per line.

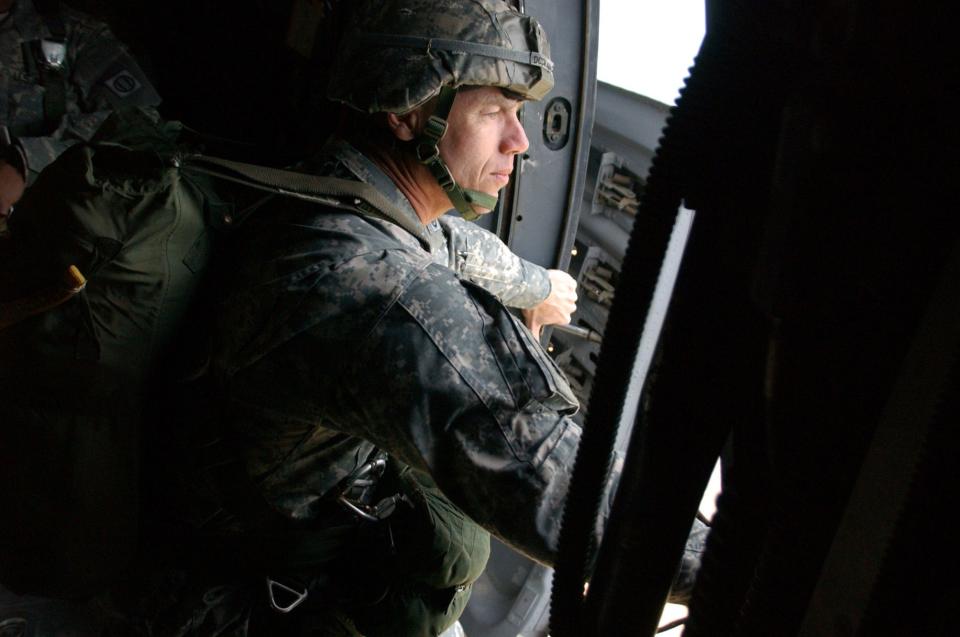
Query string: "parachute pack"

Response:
xmin=0 ymin=111 xmax=216 ymax=597
xmin=0 ymin=109 xmax=424 ymax=598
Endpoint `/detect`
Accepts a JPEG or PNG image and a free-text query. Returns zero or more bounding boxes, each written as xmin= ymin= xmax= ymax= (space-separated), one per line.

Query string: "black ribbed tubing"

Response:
xmin=548 ymin=31 xmax=717 ymax=637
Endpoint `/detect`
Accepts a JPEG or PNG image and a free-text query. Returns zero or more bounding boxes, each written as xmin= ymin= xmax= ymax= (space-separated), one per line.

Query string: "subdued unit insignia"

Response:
xmin=105 ymin=70 xmax=141 ymax=97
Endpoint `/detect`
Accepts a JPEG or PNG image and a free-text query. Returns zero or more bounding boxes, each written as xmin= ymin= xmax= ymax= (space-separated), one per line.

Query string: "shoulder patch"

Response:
xmin=104 ymin=69 xmax=141 ymax=97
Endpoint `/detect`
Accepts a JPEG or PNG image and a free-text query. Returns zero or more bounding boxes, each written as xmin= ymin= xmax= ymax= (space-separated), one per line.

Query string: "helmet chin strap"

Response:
xmin=414 ymin=86 xmax=499 ymax=222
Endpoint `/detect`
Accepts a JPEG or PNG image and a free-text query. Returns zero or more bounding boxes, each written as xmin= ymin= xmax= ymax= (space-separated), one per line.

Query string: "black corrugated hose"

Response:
xmin=548 ymin=6 xmax=786 ymax=634
xmin=548 ymin=30 xmax=717 ymax=637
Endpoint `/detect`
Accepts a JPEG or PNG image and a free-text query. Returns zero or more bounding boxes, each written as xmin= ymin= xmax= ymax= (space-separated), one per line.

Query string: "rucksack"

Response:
xmin=0 ymin=109 xmax=430 ymax=598
xmin=0 ymin=111 xmax=229 ymax=598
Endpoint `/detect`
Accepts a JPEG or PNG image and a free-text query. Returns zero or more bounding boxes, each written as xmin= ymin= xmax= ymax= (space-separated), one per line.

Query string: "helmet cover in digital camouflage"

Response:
xmin=328 ymin=0 xmax=554 ymax=114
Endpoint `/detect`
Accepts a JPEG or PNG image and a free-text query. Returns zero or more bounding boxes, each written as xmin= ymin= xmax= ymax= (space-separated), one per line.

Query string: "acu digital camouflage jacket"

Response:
xmin=213 ymin=141 xmax=608 ymax=565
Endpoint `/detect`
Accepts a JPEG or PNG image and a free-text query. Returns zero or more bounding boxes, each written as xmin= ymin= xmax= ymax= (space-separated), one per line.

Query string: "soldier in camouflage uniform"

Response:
xmin=156 ymin=1 xmax=704 ymax=635
xmin=307 ymin=137 xmax=579 ymax=331
xmin=0 ymin=0 xmax=160 ymax=219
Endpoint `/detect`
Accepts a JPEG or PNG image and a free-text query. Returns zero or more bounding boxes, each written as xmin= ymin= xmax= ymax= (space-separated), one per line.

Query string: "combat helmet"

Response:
xmin=328 ymin=0 xmax=555 ymax=220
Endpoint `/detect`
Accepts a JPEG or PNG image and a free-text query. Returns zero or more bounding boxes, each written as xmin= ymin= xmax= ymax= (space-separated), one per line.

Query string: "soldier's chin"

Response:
xmin=463 ymin=192 xmax=498 ymax=216
xmin=476 ymin=186 xmax=504 ymax=214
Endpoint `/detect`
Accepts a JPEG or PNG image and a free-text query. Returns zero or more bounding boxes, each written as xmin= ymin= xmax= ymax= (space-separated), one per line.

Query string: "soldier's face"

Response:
xmin=439 ymin=86 xmax=529 ymax=213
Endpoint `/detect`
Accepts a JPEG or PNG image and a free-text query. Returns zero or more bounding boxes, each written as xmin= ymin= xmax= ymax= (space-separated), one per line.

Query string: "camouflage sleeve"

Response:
xmin=437 ymin=215 xmax=551 ymax=309
xmin=16 ymin=136 xmax=76 ymax=184
xmin=17 ymin=14 xmax=161 ymax=183
xmin=333 ymin=262 xmax=584 ymax=565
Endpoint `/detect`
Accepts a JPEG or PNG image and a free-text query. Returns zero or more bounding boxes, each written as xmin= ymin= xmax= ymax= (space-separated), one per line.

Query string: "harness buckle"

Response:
xmin=423 ymin=115 xmax=448 ymax=143
xmin=417 ymin=153 xmax=456 ymax=191
xmin=416 ymin=115 xmax=449 ymax=165
xmin=416 ymin=140 xmax=440 ymax=164
xmin=335 ymin=453 xmax=410 ymax=522
xmin=265 ymin=576 xmax=309 ymax=613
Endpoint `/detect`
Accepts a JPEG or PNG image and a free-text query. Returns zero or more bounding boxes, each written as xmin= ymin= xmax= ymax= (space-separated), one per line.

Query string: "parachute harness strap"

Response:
xmin=414 ymin=85 xmax=498 ymax=221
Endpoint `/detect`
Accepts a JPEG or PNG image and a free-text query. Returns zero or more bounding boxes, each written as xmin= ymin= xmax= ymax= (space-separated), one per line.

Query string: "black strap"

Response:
xmin=32 ymin=0 xmax=67 ymax=131
xmin=40 ymin=64 xmax=67 ymax=132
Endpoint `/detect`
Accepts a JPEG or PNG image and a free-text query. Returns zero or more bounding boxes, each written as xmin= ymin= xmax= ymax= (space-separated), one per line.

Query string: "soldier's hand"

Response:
xmin=522 ymin=269 xmax=578 ymax=339
xmin=0 ymin=160 xmax=25 ymax=219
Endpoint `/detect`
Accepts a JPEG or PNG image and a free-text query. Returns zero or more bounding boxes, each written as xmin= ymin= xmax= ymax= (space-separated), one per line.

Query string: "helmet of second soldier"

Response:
xmin=328 ymin=0 xmax=555 ymax=115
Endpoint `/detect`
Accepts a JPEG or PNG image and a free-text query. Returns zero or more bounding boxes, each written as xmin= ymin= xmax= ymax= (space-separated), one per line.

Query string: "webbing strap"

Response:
xmin=182 ymin=155 xmax=436 ymax=250
xmin=32 ymin=0 xmax=67 ymax=131
xmin=40 ymin=65 xmax=67 ymax=131
xmin=463 ymin=188 xmax=499 ymax=211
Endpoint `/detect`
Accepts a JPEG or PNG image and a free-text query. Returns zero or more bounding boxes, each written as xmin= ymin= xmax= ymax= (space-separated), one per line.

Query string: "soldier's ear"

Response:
xmin=386 ymin=110 xmax=421 ymax=142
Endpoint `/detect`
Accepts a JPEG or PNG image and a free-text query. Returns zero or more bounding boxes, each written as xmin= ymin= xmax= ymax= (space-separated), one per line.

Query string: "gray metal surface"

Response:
xmin=460 ymin=539 xmax=553 ymax=637
xmin=591 ymin=81 xmax=670 ymax=183
xmin=504 ymin=0 xmax=597 ymax=270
